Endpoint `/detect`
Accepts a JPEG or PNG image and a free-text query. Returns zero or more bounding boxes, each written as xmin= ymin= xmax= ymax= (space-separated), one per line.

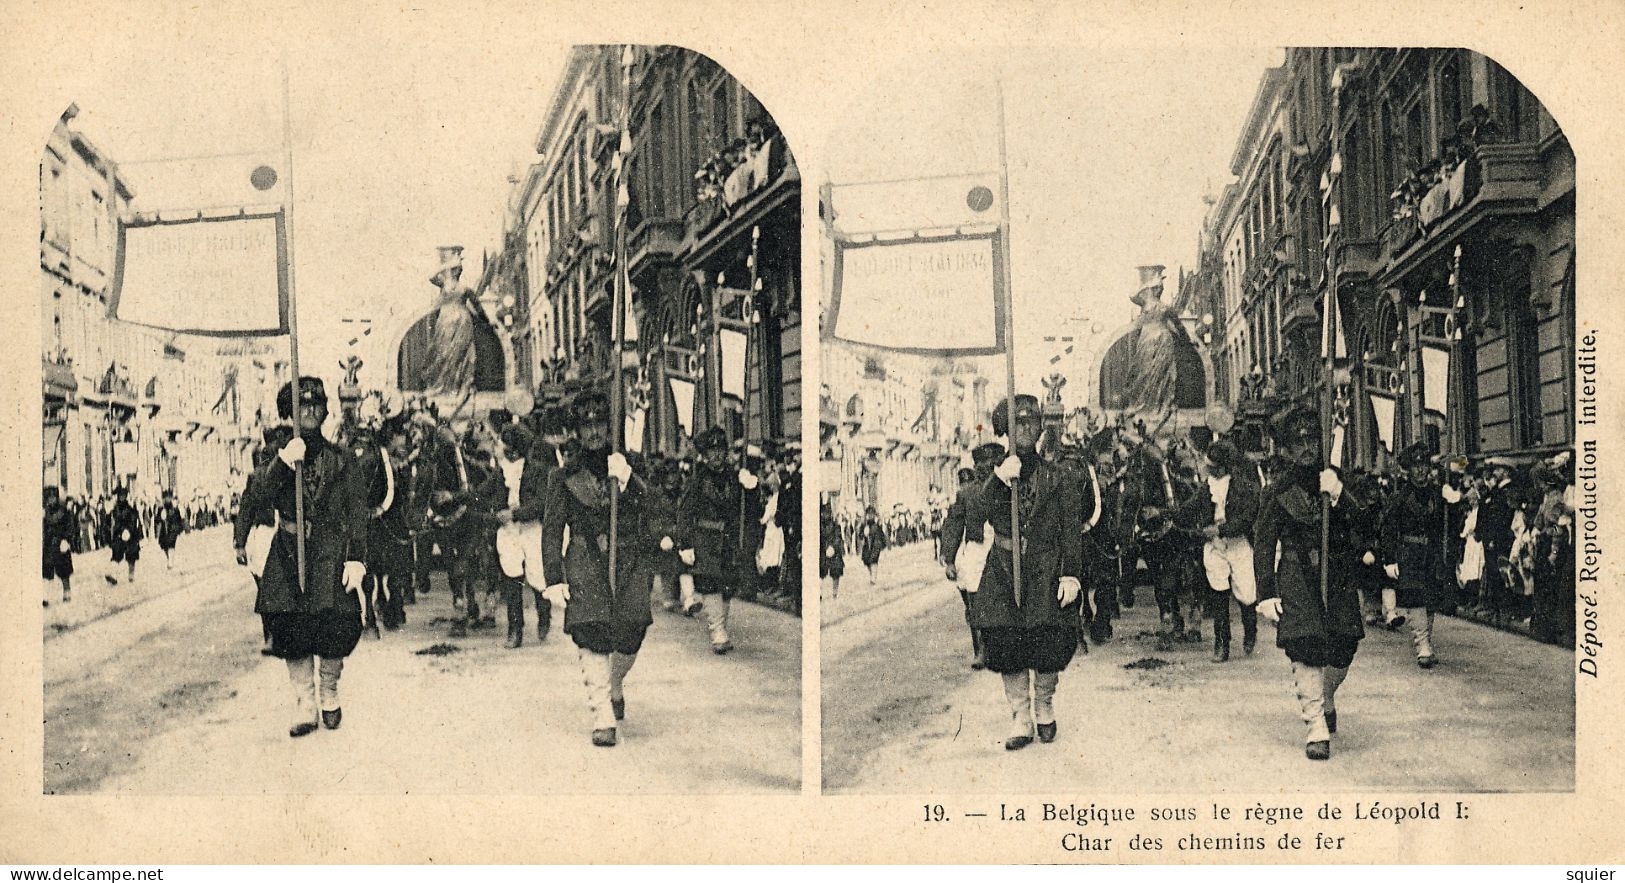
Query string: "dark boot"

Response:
xmin=1239 ymin=602 xmax=1258 ymax=655
xmin=534 ymin=590 xmax=553 ymax=641
xmin=970 ymin=628 xmax=985 ymax=670
xmin=503 ymin=579 xmax=524 ymax=649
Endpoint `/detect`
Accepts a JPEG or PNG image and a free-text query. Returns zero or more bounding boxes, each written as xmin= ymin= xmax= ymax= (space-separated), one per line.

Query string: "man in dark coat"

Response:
xmin=971 ymin=395 xmax=1085 ymax=751
xmin=540 ymin=390 xmax=654 ymax=747
xmin=43 ymin=486 xmax=76 ymax=605
xmin=234 ymin=378 xmax=371 ymax=737
xmin=108 ymin=486 xmax=143 ymax=583
xmin=819 ymin=502 xmax=845 ymax=598
xmin=1382 ymin=442 xmax=1451 ymax=668
xmin=1253 ymin=405 xmax=1366 ymax=761
xmin=365 ymin=414 xmax=425 ymax=635
xmin=677 ymin=426 xmax=746 ymax=653
xmin=427 ymin=422 xmax=480 ymax=636
xmin=857 ymin=507 xmax=886 ymax=583
xmin=481 ymin=422 xmax=553 ymax=648
xmin=939 ymin=445 xmax=1004 ymax=670
xmin=1181 ymin=439 xmax=1261 ymax=662
xmin=155 ymin=490 xmax=185 ymax=569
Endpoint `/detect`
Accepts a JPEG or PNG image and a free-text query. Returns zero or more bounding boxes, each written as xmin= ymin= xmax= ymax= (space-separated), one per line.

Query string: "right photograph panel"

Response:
xmin=818 ymin=47 xmax=1576 ymax=793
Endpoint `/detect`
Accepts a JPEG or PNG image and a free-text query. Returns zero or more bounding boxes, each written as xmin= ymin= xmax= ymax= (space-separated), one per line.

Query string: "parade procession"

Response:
xmin=40 ymin=45 xmax=801 ymax=794
xmin=820 ymin=47 xmax=1577 ymax=793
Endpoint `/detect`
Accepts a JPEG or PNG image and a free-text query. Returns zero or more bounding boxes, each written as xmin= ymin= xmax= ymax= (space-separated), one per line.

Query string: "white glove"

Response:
xmin=679 ymin=548 xmax=696 ymax=566
xmin=738 ymin=469 xmax=759 ymax=490
xmin=994 ymin=455 xmax=1022 ymax=485
xmin=1384 ymin=563 xmax=1399 ymax=580
xmin=342 ymin=561 xmax=366 ymax=593
xmin=1057 ymin=576 xmax=1081 ymax=607
xmin=660 ymin=535 xmax=675 ymax=551
xmin=607 ymin=452 xmax=632 ymax=490
xmin=120 ymin=529 xmax=131 ymax=542
xmin=59 ymin=539 xmax=71 ymax=553
xmin=824 ymin=546 xmax=835 ymax=558
xmin=1361 ymin=551 xmax=1376 ymax=566
xmin=1442 ymin=484 xmax=1463 ymax=503
xmin=1257 ymin=597 xmax=1283 ymax=623
xmin=279 ymin=436 xmax=307 ymax=467
xmin=543 ymin=583 xmax=571 ymax=606
xmin=1319 ymin=468 xmax=1343 ymax=502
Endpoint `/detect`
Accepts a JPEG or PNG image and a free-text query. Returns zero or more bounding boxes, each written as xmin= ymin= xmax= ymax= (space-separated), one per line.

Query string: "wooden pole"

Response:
xmin=994 ymin=78 xmax=1022 ymax=605
xmin=608 ymin=45 xmax=634 ymax=600
xmin=281 ymin=52 xmax=307 ymax=597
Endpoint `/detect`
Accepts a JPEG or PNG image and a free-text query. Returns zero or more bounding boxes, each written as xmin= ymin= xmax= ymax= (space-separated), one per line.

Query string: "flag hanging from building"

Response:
xmin=825 ymin=230 xmax=1006 ymax=355
xmin=110 ymin=211 xmax=289 ymax=337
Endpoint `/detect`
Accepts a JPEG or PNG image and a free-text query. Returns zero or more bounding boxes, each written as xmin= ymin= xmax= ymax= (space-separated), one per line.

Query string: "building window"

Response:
xmin=1436 ymin=54 xmax=1463 ymax=143
xmin=1379 ymin=102 xmax=1398 ymax=201
xmin=1490 ymin=60 xmax=1540 ymax=142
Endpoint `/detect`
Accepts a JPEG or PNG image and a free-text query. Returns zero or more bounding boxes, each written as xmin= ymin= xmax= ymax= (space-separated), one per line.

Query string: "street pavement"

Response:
xmin=822 ymin=541 xmax=1576 ymax=793
xmin=44 ymin=528 xmax=801 ymax=794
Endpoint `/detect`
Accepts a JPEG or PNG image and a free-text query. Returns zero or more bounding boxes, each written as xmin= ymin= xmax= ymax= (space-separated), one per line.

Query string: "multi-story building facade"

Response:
xmin=1203 ymin=48 xmax=1574 ymax=465
xmin=41 ymin=107 xmax=268 ymax=504
xmin=516 ymin=45 xmax=800 ymax=453
xmin=819 ymin=342 xmax=992 ymax=518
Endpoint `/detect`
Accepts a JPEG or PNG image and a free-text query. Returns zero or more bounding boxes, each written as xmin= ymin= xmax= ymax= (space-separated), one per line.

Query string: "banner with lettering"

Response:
xmin=825 ymin=231 xmax=1006 ymax=355
xmin=110 ymin=211 xmax=289 ymax=337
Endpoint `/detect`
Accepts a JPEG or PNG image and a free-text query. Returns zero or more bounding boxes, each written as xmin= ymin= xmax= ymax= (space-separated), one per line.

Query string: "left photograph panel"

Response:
xmin=38 ymin=44 xmax=802 ymax=794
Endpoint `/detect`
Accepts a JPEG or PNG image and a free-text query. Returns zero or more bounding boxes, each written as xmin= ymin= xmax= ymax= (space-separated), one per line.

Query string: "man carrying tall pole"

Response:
xmin=540 ymin=45 xmax=653 ymax=747
xmin=1253 ymin=63 xmax=1367 ymax=760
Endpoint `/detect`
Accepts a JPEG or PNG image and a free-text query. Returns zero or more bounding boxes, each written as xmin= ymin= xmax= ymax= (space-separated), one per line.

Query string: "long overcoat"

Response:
xmin=675 ymin=465 xmax=740 ymax=580
xmin=241 ymin=434 xmax=371 ymax=617
xmin=968 ymin=455 xmax=1086 ymax=630
xmin=540 ymin=455 xmax=654 ymax=631
xmin=1381 ymin=479 xmax=1453 ymax=611
xmin=1251 ymin=470 xmax=1366 ymax=646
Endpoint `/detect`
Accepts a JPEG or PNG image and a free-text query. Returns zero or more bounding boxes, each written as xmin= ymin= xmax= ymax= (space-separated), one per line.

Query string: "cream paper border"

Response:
xmin=0 ymin=0 xmax=1620 ymax=864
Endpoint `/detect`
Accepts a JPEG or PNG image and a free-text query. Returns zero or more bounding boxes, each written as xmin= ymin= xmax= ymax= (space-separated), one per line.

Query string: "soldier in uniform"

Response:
xmin=971 ymin=395 xmax=1085 ymax=751
xmin=540 ymin=391 xmax=654 ymax=747
xmin=1181 ymin=439 xmax=1261 ymax=662
xmin=1253 ymin=405 xmax=1366 ymax=760
xmin=234 ymin=378 xmax=371 ymax=737
xmin=1381 ymin=442 xmax=1452 ymax=668
xmin=428 ymin=422 xmax=480 ymax=636
xmin=367 ymin=414 xmax=423 ymax=634
xmin=155 ymin=490 xmax=185 ymax=569
xmin=43 ymin=486 xmax=76 ymax=605
xmin=108 ymin=486 xmax=143 ymax=583
xmin=939 ymin=444 xmax=1005 ymax=670
xmin=677 ymin=426 xmax=746 ymax=653
xmin=482 ymin=422 xmax=552 ymax=648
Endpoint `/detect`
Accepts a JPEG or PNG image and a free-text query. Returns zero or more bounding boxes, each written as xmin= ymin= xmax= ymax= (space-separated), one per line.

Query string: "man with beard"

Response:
xmin=1381 ymin=442 xmax=1452 ymax=668
xmin=971 ymin=395 xmax=1085 ymax=751
xmin=678 ymin=426 xmax=746 ymax=653
xmin=1253 ymin=405 xmax=1366 ymax=760
xmin=234 ymin=378 xmax=371 ymax=737
xmin=540 ymin=391 xmax=653 ymax=747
